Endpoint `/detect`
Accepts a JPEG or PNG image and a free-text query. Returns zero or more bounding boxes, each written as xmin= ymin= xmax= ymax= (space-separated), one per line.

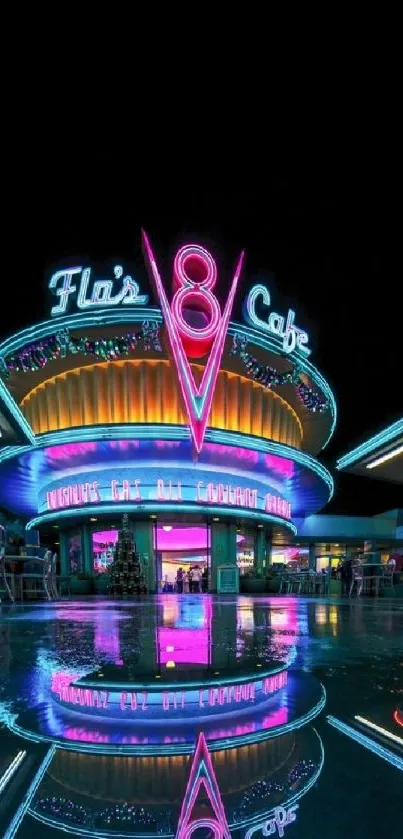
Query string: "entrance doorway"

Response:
xmin=154 ymin=521 xmax=211 ymax=593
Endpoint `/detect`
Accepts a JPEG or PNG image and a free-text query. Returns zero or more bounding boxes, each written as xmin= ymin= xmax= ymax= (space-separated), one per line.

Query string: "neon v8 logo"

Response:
xmin=142 ymin=231 xmax=244 ymax=454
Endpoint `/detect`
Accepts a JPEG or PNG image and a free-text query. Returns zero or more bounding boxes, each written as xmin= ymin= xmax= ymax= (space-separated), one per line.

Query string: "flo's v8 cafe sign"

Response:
xmin=243 ymin=285 xmax=311 ymax=356
xmin=49 ymin=265 xmax=148 ymax=316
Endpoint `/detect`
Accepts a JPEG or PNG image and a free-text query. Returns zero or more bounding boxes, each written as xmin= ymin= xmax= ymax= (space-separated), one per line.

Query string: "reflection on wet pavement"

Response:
xmin=0 ymin=595 xmax=402 ymax=837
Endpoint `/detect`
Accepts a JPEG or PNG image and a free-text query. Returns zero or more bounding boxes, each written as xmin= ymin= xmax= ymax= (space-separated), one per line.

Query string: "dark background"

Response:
xmin=4 ymin=153 xmax=401 ymax=515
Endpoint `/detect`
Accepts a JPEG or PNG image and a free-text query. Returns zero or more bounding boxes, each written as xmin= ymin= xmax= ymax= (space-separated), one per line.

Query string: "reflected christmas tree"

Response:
xmin=108 ymin=514 xmax=147 ymax=596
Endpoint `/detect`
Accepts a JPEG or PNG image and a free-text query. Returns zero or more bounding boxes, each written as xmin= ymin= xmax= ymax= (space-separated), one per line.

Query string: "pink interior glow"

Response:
xmin=158 ymin=526 xmax=244 ymax=551
xmin=92 ymin=530 xmax=118 ymax=545
xmin=158 ymin=628 xmax=209 ymax=665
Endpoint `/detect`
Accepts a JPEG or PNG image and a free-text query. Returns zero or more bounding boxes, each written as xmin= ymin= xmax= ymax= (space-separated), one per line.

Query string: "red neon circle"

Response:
xmin=172 ymin=287 xmax=221 ymax=358
xmin=174 ymin=245 xmax=217 ymax=290
xmin=394 ymin=708 xmax=403 ymax=727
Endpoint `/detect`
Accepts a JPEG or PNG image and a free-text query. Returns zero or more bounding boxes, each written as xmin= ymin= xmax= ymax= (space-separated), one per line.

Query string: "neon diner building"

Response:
xmin=0 ymin=231 xmax=392 ymax=592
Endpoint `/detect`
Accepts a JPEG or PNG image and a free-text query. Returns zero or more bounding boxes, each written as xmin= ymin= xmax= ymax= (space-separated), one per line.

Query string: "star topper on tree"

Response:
xmin=142 ymin=230 xmax=244 ymax=455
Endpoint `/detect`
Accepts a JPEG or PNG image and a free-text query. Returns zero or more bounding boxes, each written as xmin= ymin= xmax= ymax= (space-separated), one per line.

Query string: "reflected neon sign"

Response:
xmin=143 ymin=232 xmax=244 ymax=453
xmin=51 ymin=672 xmax=288 ymax=714
xmin=245 ymin=805 xmax=299 ymax=838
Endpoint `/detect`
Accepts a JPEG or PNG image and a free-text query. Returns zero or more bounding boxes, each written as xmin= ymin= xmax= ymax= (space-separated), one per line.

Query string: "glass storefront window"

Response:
xmin=92 ymin=529 xmax=119 ymax=574
xmin=68 ymin=531 xmax=82 ymax=574
xmin=154 ymin=522 xmax=211 ymax=592
xmin=315 ymin=544 xmax=346 ymax=573
xmin=237 ymin=528 xmax=255 ymax=575
xmin=271 ymin=546 xmax=309 ymax=569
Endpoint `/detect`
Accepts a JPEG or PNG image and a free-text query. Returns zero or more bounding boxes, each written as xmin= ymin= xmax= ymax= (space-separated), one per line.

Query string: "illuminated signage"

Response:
xmin=51 ymin=672 xmax=287 ymax=715
xmin=143 ymin=232 xmax=244 ymax=453
xmin=45 ymin=478 xmax=291 ymax=520
xmin=49 ymin=265 xmax=148 ymax=316
xmin=175 ymin=731 xmax=231 ymax=839
xmin=245 ymin=805 xmax=299 ymax=838
xmin=244 ymin=284 xmax=311 ymax=356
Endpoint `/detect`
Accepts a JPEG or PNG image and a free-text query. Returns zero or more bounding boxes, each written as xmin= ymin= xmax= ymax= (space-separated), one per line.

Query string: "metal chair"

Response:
xmin=48 ymin=552 xmax=71 ymax=598
xmin=380 ymin=566 xmax=394 ymax=596
xmin=48 ymin=552 xmax=60 ymax=599
xmin=290 ymin=574 xmax=302 ymax=594
xmin=301 ymin=571 xmax=314 ymax=594
xmin=0 ymin=547 xmax=15 ymax=603
xmin=279 ymin=575 xmax=291 ymax=594
xmin=349 ymin=561 xmax=363 ymax=597
xmin=19 ymin=554 xmax=52 ymax=601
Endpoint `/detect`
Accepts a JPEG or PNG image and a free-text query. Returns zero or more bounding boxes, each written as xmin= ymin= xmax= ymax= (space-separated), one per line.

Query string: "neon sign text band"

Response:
xmin=45 ymin=478 xmax=291 ymax=520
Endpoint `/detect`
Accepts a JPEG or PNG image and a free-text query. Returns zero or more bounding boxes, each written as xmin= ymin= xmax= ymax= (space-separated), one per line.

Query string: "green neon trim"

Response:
xmin=27 ymin=504 xmax=297 ymax=534
xmin=6 ymin=685 xmax=326 ymax=757
xmin=337 ymin=418 xmax=403 ymax=469
xmin=71 ymin=663 xmax=287 ymax=692
xmin=0 ymin=379 xmax=36 ymax=445
xmin=227 ymin=324 xmax=336 ymax=450
xmin=0 ymin=308 xmax=164 ymax=358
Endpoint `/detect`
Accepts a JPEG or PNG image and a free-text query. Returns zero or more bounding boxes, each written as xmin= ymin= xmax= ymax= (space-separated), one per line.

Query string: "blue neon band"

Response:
xmin=327 ymin=715 xmax=403 ymax=771
xmin=0 ymin=424 xmax=333 ymax=500
xmin=26 ymin=503 xmax=298 ymax=534
xmin=337 ymin=418 xmax=403 ymax=469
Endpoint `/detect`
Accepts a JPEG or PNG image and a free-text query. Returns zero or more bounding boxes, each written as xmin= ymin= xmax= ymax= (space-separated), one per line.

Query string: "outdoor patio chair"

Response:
xmin=0 ymin=547 xmax=15 ymax=603
xmin=380 ymin=566 xmax=394 ymax=595
xmin=290 ymin=574 xmax=303 ymax=594
xmin=19 ymin=554 xmax=52 ymax=601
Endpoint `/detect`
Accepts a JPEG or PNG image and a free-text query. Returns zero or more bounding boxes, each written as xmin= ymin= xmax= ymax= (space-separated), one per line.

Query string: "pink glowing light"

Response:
xmin=142 ymin=230 xmax=244 ymax=454
xmin=92 ymin=529 xmax=118 ymax=545
xmin=158 ymin=628 xmax=209 ymax=665
xmin=175 ymin=731 xmax=231 ymax=839
xmin=394 ymin=709 xmax=403 ymax=727
xmin=46 ymin=442 xmax=97 ymax=460
xmin=265 ymin=453 xmax=295 ymax=478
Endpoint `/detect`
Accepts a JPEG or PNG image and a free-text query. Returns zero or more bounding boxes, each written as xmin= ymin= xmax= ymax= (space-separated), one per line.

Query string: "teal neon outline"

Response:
xmin=327 ymin=715 xmax=403 ymax=771
xmin=0 ymin=310 xmax=336 ymax=450
xmin=337 ymin=418 xmax=403 ymax=469
xmin=0 ymin=309 xmax=163 ymax=358
xmin=0 ymin=378 xmax=36 ymax=445
xmin=2 ymin=744 xmax=56 ymax=839
xmin=70 ymin=662 xmax=287 ymax=692
xmin=26 ymin=504 xmax=298 ymax=534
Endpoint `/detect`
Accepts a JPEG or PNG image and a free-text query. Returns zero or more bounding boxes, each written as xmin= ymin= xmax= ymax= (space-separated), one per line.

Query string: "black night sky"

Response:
xmin=5 ymin=153 xmax=402 ymax=515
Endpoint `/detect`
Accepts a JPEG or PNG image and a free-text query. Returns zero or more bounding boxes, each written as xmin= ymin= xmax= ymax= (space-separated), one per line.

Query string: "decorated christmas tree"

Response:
xmin=108 ymin=514 xmax=147 ymax=596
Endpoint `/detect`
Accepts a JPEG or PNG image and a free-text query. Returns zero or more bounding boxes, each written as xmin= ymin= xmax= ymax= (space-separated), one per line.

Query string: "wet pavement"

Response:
xmin=0 ymin=595 xmax=402 ymax=837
